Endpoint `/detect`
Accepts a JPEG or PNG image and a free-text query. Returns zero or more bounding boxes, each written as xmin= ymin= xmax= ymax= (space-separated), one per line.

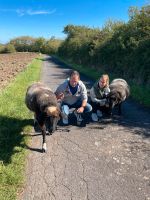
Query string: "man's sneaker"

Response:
xmin=91 ymin=113 xmax=98 ymax=122
xmin=62 ymin=105 xmax=69 ymax=125
xmin=74 ymin=111 xmax=83 ymax=125
xmin=62 ymin=105 xmax=69 ymax=115
xmin=62 ymin=117 xmax=69 ymax=125
xmin=97 ymin=110 xmax=103 ymax=118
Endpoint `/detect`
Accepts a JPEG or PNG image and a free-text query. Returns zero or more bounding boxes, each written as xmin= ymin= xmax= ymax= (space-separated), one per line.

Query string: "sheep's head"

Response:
xmin=107 ymin=91 xmax=122 ymax=111
xmin=44 ymin=106 xmax=60 ymax=133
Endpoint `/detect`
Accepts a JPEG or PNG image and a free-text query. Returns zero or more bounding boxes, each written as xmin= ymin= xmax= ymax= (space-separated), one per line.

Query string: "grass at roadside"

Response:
xmin=0 ymin=58 xmax=42 ymax=200
xmin=131 ymin=85 xmax=150 ymax=107
xmin=55 ymin=56 xmax=150 ymax=107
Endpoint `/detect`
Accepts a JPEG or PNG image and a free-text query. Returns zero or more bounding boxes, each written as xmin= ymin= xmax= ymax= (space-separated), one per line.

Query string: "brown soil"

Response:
xmin=0 ymin=52 xmax=39 ymax=89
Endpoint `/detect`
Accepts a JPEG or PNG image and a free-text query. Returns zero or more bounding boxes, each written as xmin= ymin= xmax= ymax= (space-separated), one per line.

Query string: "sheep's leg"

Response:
xmin=34 ymin=113 xmax=38 ymax=125
xmin=40 ymin=125 xmax=47 ymax=153
xmin=118 ymin=103 xmax=122 ymax=115
xmin=34 ymin=112 xmax=36 ymax=121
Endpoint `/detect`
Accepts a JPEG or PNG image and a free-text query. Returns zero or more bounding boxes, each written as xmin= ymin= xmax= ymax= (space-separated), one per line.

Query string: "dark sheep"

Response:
xmin=25 ymin=82 xmax=61 ymax=152
xmin=107 ymin=78 xmax=130 ymax=115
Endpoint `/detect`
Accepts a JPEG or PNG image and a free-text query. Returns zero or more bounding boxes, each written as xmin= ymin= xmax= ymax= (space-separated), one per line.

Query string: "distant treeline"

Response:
xmin=0 ymin=36 xmax=63 ymax=55
xmin=58 ymin=5 xmax=150 ymax=87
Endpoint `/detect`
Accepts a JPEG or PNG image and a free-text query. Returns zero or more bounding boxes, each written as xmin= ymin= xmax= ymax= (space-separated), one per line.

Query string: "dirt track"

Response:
xmin=21 ymin=56 xmax=150 ymax=200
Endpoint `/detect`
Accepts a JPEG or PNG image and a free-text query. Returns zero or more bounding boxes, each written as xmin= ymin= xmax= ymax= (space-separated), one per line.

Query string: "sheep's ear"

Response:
xmin=45 ymin=106 xmax=61 ymax=118
xmin=117 ymin=92 xmax=123 ymax=102
xmin=55 ymin=107 xmax=61 ymax=118
xmin=45 ymin=106 xmax=57 ymax=116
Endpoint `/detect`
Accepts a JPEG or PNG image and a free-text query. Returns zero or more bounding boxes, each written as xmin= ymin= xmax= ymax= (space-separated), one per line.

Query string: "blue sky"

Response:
xmin=0 ymin=0 xmax=147 ymax=43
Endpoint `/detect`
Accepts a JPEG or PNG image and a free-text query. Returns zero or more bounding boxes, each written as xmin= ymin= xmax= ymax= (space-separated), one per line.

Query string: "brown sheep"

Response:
xmin=25 ymin=82 xmax=61 ymax=152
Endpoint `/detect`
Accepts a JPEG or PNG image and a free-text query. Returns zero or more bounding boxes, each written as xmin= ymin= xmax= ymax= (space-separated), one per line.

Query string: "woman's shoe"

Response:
xmin=97 ymin=110 xmax=103 ymax=118
xmin=91 ymin=113 xmax=98 ymax=122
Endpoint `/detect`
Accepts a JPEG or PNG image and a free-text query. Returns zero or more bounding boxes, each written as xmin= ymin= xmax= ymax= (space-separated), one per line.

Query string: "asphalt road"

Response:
xmin=21 ymin=56 xmax=150 ymax=200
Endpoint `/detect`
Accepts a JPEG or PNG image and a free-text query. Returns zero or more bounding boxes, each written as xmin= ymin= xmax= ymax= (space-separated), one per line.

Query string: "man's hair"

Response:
xmin=69 ymin=70 xmax=80 ymax=79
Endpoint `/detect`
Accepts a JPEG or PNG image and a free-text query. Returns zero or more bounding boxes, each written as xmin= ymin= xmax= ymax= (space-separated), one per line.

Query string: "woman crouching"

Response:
xmin=90 ymin=74 xmax=110 ymax=122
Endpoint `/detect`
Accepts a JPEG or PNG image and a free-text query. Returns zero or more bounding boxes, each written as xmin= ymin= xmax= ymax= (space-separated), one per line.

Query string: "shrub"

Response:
xmin=1 ymin=44 xmax=16 ymax=53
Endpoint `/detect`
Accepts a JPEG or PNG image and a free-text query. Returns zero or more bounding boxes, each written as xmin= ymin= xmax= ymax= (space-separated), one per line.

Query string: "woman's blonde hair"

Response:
xmin=100 ymin=74 xmax=109 ymax=86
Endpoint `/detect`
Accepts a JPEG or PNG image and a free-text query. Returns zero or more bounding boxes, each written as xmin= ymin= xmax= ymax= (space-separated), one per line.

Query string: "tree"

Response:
xmin=10 ymin=36 xmax=35 ymax=52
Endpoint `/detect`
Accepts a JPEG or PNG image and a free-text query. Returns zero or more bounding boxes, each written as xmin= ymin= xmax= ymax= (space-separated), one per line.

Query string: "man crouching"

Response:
xmin=55 ymin=70 xmax=92 ymax=126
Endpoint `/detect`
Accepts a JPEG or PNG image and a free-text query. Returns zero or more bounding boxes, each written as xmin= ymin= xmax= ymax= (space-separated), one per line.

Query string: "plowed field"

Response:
xmin=0 ymin=52 xmax=38 ymax=89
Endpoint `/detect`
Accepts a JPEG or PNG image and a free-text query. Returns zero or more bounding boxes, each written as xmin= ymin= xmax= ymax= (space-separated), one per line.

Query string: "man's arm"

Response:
xmin=55 ymin=82 xmax=66 ymax=100
xmin=81 ymin=99 xmax=87 ymax=108
xmin=80 ymin=82 xmax=88 ymax=101
xmin=77 ymin=99 xmax=87 ymax=113
xmin=77 ymin=82 xmax=88 ymax=113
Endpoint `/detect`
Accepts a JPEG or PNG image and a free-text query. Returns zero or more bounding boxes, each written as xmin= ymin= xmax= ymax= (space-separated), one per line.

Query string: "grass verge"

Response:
xmin=55 ymin=56 xmax=150 ymax=108
xmin=0 ymin=58 xmax=42 ymax=200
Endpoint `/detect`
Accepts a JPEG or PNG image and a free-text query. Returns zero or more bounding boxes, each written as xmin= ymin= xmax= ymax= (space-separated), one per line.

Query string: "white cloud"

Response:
xmin=27 ymin=9 xmax=56 ymax=15
xmin=0 ymin=8 xmax=56 ymax=16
